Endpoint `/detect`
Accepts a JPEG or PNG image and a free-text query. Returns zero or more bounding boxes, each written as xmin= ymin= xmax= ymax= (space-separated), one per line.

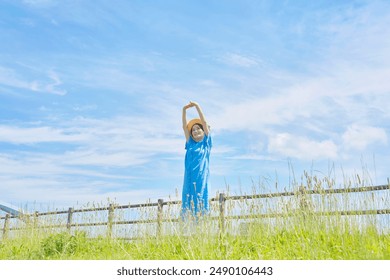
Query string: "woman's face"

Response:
xmin=191 ymin=124 xmax=204 ymax=142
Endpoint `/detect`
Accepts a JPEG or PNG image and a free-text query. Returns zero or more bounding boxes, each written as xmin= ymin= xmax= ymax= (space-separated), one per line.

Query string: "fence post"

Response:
xmin=33 ymin=211 xmax=39 ymax=229
xmin=2 ymin=214 xmax=10 ymax=239
xmin=219 ymin=193 xmax=226 ymax=235
xmin=67 ymin=207 xmax=74 ymax=233
xmin=107 ymin=203 xmax=115 ymax=238
xmin=157 ymin=199 xmax=164 ymax=237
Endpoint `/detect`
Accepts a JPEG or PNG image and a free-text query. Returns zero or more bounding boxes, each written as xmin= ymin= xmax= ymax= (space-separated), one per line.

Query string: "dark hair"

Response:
xmin=191 ymin=123 xmax=204 ymax=133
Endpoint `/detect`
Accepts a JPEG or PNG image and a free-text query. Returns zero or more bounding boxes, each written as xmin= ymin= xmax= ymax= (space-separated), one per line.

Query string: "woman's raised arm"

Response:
xmin=182 ymin=103 xmax=191 ymax=141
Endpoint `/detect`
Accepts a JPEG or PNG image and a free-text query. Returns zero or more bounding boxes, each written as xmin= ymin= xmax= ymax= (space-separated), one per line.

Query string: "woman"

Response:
xmin=181 ymin=101 xmax=212 ymax=217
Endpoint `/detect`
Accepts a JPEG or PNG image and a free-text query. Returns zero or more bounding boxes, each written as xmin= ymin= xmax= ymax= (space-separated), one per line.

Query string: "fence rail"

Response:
xmin=1 ymin=184 xmax=389 ymax=239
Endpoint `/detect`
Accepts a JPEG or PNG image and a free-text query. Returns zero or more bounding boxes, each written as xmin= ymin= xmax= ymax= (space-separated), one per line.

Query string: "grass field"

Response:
xmin=1 ymin=173 xmax=389 ymax=260
xmin=0 ymin=218 xmax=389 ymax=260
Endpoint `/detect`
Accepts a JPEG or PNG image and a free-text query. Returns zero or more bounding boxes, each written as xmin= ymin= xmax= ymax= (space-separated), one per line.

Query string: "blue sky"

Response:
xmin=1 ymin=0 xmax=389 ymax=211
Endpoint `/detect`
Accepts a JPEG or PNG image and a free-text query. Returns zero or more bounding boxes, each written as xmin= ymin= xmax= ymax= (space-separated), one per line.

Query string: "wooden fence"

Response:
xmin=1 ymin=184 xmax=389 ymax=239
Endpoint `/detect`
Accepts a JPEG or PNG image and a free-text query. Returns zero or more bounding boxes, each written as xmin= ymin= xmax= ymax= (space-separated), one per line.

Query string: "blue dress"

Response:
xmin=182 ymin=134 xmax=212 ymax=216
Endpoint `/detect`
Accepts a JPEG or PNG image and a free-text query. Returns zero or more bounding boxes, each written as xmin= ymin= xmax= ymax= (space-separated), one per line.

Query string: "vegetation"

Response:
xmin=0 ymin=220 xmax=389 ymax=259
xmin=1 ymin=173 xmax=389 ymax=260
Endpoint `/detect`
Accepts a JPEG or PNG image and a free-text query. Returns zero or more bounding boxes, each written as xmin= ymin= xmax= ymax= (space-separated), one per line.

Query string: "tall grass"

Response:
xmin=0 ymin=172 xmax=389 ymax=260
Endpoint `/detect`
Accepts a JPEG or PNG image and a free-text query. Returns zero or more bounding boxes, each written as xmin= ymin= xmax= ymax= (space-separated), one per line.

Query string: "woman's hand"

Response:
xmin=189 ymin=101 xmax=199 ymax=108
xmin=184 ymin=101 xmax=198 ymax=110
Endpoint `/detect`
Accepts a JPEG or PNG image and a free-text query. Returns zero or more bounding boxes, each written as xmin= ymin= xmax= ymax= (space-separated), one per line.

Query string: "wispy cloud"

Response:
xmin=45 ymin=70 xmax=67 ymax=95
xmin=221 ymin=53 xmax=260 ymax=68
xmin=0 ymin=66 xmax=67 ymax=95
xmin=0 ymin=172 xmax=152 ymax=208
xmin=0 ymin=66 xmax=32 ymax=90
xmin=0 ymin=125 xmax=83 ymax=144
xmin=342 ymin=124 xmax=388 ymax=151
xmin=30 ymin=69 xmax=67 ymax=95
xmin=268 ymin=133 xmax=338 ymax=160
xmin=0 ymin=115 xmax=186 ymax=206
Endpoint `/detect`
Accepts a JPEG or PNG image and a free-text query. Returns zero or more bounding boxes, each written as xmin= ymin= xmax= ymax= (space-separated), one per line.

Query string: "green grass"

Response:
xmin=1 ymin=172 xmax=389 ymax=260
xmin=0 ymin=215 xmax=389 ymax=260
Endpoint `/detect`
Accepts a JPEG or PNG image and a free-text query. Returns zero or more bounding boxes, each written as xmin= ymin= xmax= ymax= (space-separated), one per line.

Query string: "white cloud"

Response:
xmin=0 ymin=66 xmax=31 ymax=89
xmin=342 ymin=124 xmax=388 ymax=151
xmin=0 ymin=115 xmax=185 ymax=169
xmin=60 ymin=149 xmax=151 ymax=167
xmin=0 ymin=115 xmax=187 ymax=206
xmin=227 ymin=154 xmax=275 ymax=161
xmin=0 ymin=66 xmax=67 ymax=95
xmin=211 ymin=63 xmax=390 ymax=133
xmin=221 ymin=53 xmax=260 ymax=68
xmin=0 ymin=152 xmax=136 ymax=182
xmin=268 ymin=133 xmax=338 ymax=160
xmin=209 ymin=1 xmax=390 ymax=136
xmin=210 ymin=83 xmax=322 ymax=133
xmin=46 ymin=70 xmax=67 ymax=95
xmin=29 ymin=70 xmax=67 ymax=95
xmin=0 ymin=174 xmax=154 ymax=208
xmin=0 ymin=125 xmax=86 ymax=144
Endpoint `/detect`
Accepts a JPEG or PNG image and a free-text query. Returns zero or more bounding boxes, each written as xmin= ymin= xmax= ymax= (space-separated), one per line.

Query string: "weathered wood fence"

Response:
xmin=1 ymin=184 xmax=389 ymax=239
